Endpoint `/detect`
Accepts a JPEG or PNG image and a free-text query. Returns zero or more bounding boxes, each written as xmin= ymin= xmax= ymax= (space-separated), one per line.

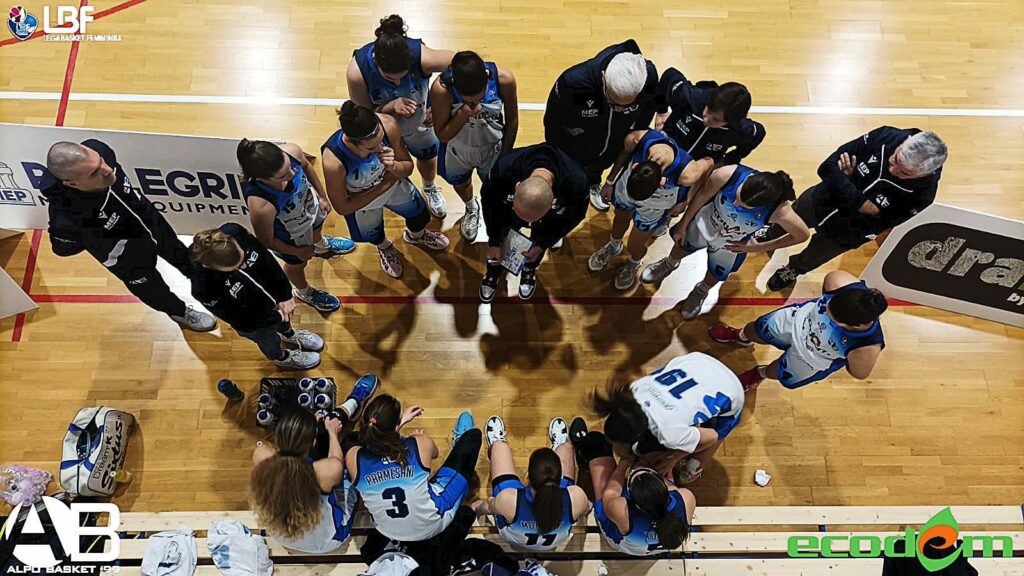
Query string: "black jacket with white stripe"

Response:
xmin=188 ymin=223 xmax=293 ymax=333
xmin=817 ymin=126 xmax=941 ymax=239
xmin=41 ymin=139 xmax=171 ymax=266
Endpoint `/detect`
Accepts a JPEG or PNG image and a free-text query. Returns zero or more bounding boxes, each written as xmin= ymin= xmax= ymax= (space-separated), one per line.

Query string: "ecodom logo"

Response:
xmin=880 ymin=222 xmax=1024 ymax=317
xmin=0 ymin=496 xmax=120 ymax=573
xmin=787 ymin=508 xmax=1014 ymax=571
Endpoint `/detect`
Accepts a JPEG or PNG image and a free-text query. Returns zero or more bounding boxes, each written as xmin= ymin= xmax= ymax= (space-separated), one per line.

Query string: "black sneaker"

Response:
xmin=767 ymin=265 xmax=799 ymax=291
xmin=519 ymin=268 xmax=537 ymax=300
xmin=752 ymin=225 xmax=772 ymax=243
xmin=480 ymin=270 xmax=500 ymax=303
xmin=569 ymin=417 xmax=588 ymax=445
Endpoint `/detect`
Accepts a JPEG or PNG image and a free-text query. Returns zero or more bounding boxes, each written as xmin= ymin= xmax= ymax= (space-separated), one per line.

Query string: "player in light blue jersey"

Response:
xmin=476 ymin=416 xmax=591 ymax=552
xmin=346 ymin=394 xmax=481 ymax=542
xmin=710 ymin=270 xmax=887 ymax=391
xmin=642 ymin=165 xmax=810 ymax=320
xmin=569 ymin=422 xmax=695 ymax=557
xmin=347 ymin=15 xmax=455 ymax=221
xmin=588 ymin=129 xmax=703 ymax=290
xmin=239 ymin=139 xmax=355 ymax=314
xmin=431 ymin=51 xmax=519 ymax=241
xmin=322 ymin=102 xmax=450 ymax=279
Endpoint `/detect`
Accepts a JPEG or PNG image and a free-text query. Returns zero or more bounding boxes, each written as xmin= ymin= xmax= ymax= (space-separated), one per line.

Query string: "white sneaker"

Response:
xmin=680 ymin=282 xmax=711 ymax=320
xmin=377 ymin=243 xmax=404 ymax=278
xmin=640 ymin=257 xmax=680 ymax=284
xmin=614 ymin=260 xmax=642 ymax=290
xmin=280 ymin=329 xmax=324 ymax=352
xmin=588 ymin=184 xmax=609 ymax=212
xmin=172 ymin=305 xmax=216 ymax=332
xmin=423 ymin=184 xmax=448 ymax=219
xmin=461 ymin=202 xmax=480 ymax=241
xmin=548 ymin=417 xmax=569 ymax=450
xmin=588 ymin=241 xmax=623 ymax=272
xmin=403 ymin=228 xmax=450 ymax=251
xmin=550 ymin=238 xmax=564 ymax=251
xmin=519 ymin=268 xmax=537 ymax=300
xmin=274 ymin=349 xmax=320 ymax=370
xmin=486 ymin=415 xmax=507 ymax=448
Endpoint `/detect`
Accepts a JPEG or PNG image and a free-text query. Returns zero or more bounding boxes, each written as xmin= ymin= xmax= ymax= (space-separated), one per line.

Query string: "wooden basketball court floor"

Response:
xmin=1 ymin=0 xmax=1022 ymax=514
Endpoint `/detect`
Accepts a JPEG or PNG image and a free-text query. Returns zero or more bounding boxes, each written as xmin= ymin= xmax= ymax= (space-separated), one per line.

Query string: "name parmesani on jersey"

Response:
xmin=365 ymin=465 xmax=416 ymax=485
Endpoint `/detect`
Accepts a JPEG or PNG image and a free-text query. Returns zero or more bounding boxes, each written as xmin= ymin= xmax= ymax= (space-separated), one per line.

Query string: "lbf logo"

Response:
xmin=0 ymin=496 xmax=120 ymax=569
xmin=42 ymin=5 xmax=94 ymax=34
xmin=7 ymin=5 xmax=38 ymax=40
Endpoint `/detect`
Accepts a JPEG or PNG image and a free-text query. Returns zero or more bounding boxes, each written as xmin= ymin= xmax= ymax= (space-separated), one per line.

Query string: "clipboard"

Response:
xmin=500 ymin=229 xmax=533 ymax=275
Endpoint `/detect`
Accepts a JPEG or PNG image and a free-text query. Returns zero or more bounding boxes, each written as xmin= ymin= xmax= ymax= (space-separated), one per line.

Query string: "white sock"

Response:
xmin=295 ymin=286 xmax=314 ymax=297
xmin=422 ymin=179 xmax=435 ymax=189
xmin=313 ymin=237 xmax=328 ymax=250
xmin=609 ymin=238 xmax=624 ymax=250
xmin=406 ymin=228 xmax=425 ymax=239
xmin=756 ymin=365 xmax=768 ymax=378
xmin=738 ymin=330 xmax=751 ymax=343
xmin=339 ymin=398 xmax=359 ymax=419
xmin=466 ymin=197 xmax=479 ymax=213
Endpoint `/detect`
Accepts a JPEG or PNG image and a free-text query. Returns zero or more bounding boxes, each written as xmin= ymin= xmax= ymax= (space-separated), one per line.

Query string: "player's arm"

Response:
xmin=673 ymin=487 xmax=697 ymax=524
xmin=345 ymin=59 xmax=374 ymax=109
xmin=344 ymin=446 xmax=361 ymax=482
xmin=491 ymin=488 xmax=519 ymax=519
xmin=606 ymin=130 xmax=645 ymax=186
xmin=430 ymin=78 xmax=466 ymax=143
xmin=498 ymin=66 xmax=519 ymax=153
xmin=381 ymin=115 xmax=415 ymax=179
xmin=279 ymin=142 xmax=331 ymax=211
xmin=413 ymin=432 xmax=440 ymax=462
xmin=822 ymin=270 xmax=861 ymax=293
xmin=676 ymin=153 xmax=704 ymax=188
xmin=321 ymin=149 xmax=393 ymax=216
xmin=601 ymin=458 xmax=633 ymax=533
xmin=569 ymin=485 xmax=594 ymax=518
xmin=247 ymin=198 xmax=312 ymax=259
xmin=846 ymin=344 xmax=882 ymax=380
xmin=745 ymin=202 xmax=811 ymax=252
xmin=419 ymin=45 xmax=455 ymax=74
xmin=672 ymin=165 xmax=733 ymax=240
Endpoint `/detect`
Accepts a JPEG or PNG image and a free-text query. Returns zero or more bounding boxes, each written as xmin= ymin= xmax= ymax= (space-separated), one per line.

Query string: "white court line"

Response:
xmin=3 ymin=90 xmax=1024 ymax=117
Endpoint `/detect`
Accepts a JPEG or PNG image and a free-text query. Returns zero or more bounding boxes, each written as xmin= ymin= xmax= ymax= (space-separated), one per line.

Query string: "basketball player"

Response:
xmin=710 ymin=270 xmax=888 ymax=391
xmin=587 ymin=129 xmax=703 ymax=290
xmin=641 ymin=166 xmax=809 ymax=320
xmin=346 ymin=395 xmax=481 ymax=542
xmin=570 ymin=426 xmax=694 ymax=556
xmin=591 ymin=352 xmax=746 ymax=483
xmin=347 ymin=14 xmax=455 ymax=220
xmin=477 ymin=416 xmax=591 ymax=552
xmin=238 ymin=139 xmax=355 ymax=314
xmin=42 ymin=140 xmax=216 ymax=332
xmin=322 ymin=101 xmax=449 ymax=279
xmin=431 ymin=50 xmax=519 ymax=241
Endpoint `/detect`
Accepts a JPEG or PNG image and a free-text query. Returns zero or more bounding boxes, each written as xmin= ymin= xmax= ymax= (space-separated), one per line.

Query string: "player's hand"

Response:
xmin=725 ymin=238 xmax=759 ymax=253
xmin=858 ymin=199 xmax=881 ymax=216
xmin=277 ymin=298 xmax=296 ymax=322
xmin=424 ymin=106 xmax=434 ymax=127
xmin=318 ymin=195 xmax=333 ymax=216
xmin=409 ymin=428 xmax=426 ymax=437
xmin=668 ymin=202 xmax=688 ymax=218
xmin=648 ymin=145 xmax=674 ymax=168
xmin=392 ymin=97 xmax=418 ymax=118
xmin=838 ymin=153 xmax=857 ymax=176
xmin=378 ymin=146 xmax=397 ymax=172
xmin=399 ymin=406 xmax=424 ymax=429
xmin=324 ymin=418 xmax=343 ymax=436
xmin=600 ymin=182 xmax=614 ymax=203
xmin=314 ymin=411 xmax=326 ymax=422
xmin=487 ymin=246 xmax=502 ymax=262
xmin=654 ymin=112 xmax=670 ymax=131
xmin=525 ymin=246 xmax=544 ymax=261
xmin=461 ymin=102 xmax=482 ymax=118
xmin=671 ymin=219 xmax=691 ymax=245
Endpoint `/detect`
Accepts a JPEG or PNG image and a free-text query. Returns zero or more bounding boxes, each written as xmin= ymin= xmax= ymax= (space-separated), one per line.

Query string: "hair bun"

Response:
xmin=375 ymin=14 xmax=406 ymax=37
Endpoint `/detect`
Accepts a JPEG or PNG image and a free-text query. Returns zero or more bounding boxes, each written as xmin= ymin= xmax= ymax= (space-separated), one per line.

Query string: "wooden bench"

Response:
xmin=108 ymin=505 xmax=1024 ymax=575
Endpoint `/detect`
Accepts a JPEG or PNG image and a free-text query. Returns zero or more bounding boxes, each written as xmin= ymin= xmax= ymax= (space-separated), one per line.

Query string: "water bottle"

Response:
xmin=314 ymin=393 xmax=332 ymax=410
xmin=298 ymin=378 xmax=315 ymax=393
xmin=109 ymin=469 xmax=133 ymax=484
xmin=314 ymin=377 xmax=331 ymax=393
xmin=297 ymin=392 xmax=315 ymax=409
xmin=256 ymin=409 xmax=277 ymax=427
xmin=0 ymin=464 xmax=51 ymax=507
xmin=257 ymin=393 xmax=277 ymax=411
xmin=217 ymin=379 xmax=244 ymax=403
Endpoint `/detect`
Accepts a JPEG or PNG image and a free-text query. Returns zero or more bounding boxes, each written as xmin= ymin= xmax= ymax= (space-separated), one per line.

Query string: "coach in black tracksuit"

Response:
xmin=762 ymin=126 xmax=947 ymax=291
xmin=41 ymin=139 xmax=215 ymax=330
xmin=479 ymin=143 xmax=588 ymax=301
xmin=543 ymin=40 xmax=658 ymax=198
xmin=655 ymin=67 xmax=766 ymax=175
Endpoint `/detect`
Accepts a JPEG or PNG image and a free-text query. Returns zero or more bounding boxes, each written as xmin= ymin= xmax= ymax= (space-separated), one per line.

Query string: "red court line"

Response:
xmin=0 ymin=0 xmax=147 ymax=47
xmin=11 ymin=230 xmax=44 ymax=342
xmin=30 ymin=293 xmax=919 ymax=307
xmin=54 ymin=0 xmax=87 ymax=127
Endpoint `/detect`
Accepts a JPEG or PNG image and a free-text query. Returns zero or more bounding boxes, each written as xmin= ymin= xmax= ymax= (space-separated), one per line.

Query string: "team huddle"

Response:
xmin=37 ymin=12 xmax=950 ymax=562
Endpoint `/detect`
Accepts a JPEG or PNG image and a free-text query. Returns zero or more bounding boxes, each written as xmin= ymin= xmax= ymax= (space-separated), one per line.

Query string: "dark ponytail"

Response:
xmin=338 ymin=100 xmax=380 ymax=140
xmin=828 ymin=286 xmax=888 ymax=326
xmin=360 ymin=394 xmax=409 ymax=467
xmin=626 ymin=160 xmax=662 ymax=202
xmin=740 ymin=170 xmax=795 ymax=207
xmin=528 ymin=448 xmax=564 ymax=534
xmin=629 ymin=471 xmax=689 ymax=550
xmin=373 ymin=15 xmax=411 ymax=74
xmin=590 ymin=384 xmax=648 ymax=445
xmin=237 ymin=138 xmax=286 ymax=181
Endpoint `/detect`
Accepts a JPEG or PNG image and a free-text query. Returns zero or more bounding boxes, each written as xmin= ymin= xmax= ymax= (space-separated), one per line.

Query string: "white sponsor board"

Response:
xmin=862 ymin=204 xmax=1024 ymax=328
xmin=0 ymin=123 xmax=250 ymax=234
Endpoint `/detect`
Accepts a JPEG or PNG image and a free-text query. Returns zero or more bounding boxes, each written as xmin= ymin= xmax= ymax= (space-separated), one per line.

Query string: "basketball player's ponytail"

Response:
xmin=361 ymin=394 xmax=409 ymax=468
xmin=373 ymin=15 xmax=412 ymax=74
xmin=629 ymin=471 xmax=689 ymax=551
xmin=338 ymin=101 xmax=380 ymax=140
xmin=190 ymin=228 xmax=243 ymax=269
xmin=250 ymin=409 xmax=323 ymax=540
xmin=528 ymin=448 xmax=564 ymax=534
xmin=829 ymin=286 xmax=889 ymax=326
xmin=590 ymin=384 xmax=648 ymax=445
xmin=740 ymin=170 xmax=796 ymax=207
xmin=237 ymin=138 xmax=285 ymax=181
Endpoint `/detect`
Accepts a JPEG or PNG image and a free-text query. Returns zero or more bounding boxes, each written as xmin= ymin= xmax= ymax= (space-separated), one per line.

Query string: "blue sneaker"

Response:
xmin=294 ymin=287 xmax=340 ymax=313
xmin=452 ymin=411 xmax=474 ymax=446
xmin=345 ymin=373 xmax=379 ymax=420
xmin=315 ymin=235 xmax=357 ymax=258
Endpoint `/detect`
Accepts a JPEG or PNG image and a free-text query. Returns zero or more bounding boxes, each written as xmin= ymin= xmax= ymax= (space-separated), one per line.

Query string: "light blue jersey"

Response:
xmin=595 ymin=488 xmax=688 ymax=556
xmin=241 ymin=155 xmax=323 ymax=247
xmin=493 ymin=477 xmax=575 ymax=551
xmin=692 ymin=165 xmax=775 ymax=250
xmin=612 ymin=130 xmax=692 ymax=231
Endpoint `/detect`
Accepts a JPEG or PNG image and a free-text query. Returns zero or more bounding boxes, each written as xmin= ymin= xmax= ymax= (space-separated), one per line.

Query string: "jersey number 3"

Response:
xmin=382 ymin=487 xmax=410 ymax=519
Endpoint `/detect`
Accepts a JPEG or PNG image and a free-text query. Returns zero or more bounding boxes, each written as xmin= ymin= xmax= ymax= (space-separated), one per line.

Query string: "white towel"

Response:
xmin=359 ymin=552 xmax=418 ymax=576
xmin=208 ymin=518 xmax=273 ymax=576
xmin=141 ymin=527 xmax=197 ymax=576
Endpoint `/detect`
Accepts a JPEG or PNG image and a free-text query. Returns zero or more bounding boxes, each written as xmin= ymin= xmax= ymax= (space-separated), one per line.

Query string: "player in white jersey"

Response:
xmin=641 ymin=165 xmax=810 ymax=320
xmin=591 ymin=352 xmax=745 ymax=483
xmin=431 ymin=51 xmax=519 ymax=241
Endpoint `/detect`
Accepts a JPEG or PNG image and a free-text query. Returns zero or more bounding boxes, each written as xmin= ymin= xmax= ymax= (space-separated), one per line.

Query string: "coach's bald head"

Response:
xmin=46 ymin=142 xmax=117 ymax=192
xmin=513 ymin=176 xmax=554 ymax=223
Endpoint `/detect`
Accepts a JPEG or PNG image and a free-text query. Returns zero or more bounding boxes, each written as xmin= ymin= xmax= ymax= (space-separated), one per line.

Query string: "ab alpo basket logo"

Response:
xmin=0 ymin=496 xmax=120 ymax=572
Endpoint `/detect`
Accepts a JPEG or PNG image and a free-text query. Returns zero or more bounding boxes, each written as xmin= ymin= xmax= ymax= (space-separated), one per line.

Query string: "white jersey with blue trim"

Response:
xmin=321 ymin=129 xmax=398 ymax=211
xmin=355 ymin=437 xmax=448 ymax=541
xmin=630 ymin=352 xmax=745 ymax=453
xmin=788 ymin=283 xmax=885 ymax=372
xmin=442 ymin=62 xmax=504 ymax=151
xmin=693 ymin=165 xmax=774 ymax=250
xmin=613 ymin=130 xmax=691 ymax=220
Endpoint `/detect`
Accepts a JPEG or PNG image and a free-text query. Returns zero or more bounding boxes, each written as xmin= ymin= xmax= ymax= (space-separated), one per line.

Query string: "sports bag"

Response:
xmin=59 ymin=407 xmax=135 ymax=497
